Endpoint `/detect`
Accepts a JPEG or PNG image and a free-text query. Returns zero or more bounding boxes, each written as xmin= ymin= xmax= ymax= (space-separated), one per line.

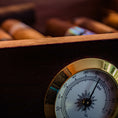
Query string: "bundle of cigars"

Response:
xmin=0 ymin=3 xmax=118 ymax=41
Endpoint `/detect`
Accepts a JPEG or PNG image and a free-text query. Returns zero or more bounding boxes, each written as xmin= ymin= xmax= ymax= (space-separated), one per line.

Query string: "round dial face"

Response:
xmin=44 ymin=58 xmax=118 ymax=118
xmin=55 ymin=69 xmax=118 ymax=118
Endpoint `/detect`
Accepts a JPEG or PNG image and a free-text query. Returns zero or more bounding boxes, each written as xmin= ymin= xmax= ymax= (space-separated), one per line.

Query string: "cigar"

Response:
xmin=102 ymin=10 xmax=118 ymax=29
xmin=0 ymin=28 xmax=13 ymax=41
xmin=0 ymin=3 xmax=35 ymax=25
xmin=73 ymin=17 xmax=118 ymax=34
xmin=1 ymin=19 xmax=45 ymax=40
xmin=46 ymin=18 xmax=95 ymax=37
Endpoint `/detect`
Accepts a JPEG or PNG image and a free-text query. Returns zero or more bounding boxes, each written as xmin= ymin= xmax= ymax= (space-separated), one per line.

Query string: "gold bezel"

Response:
xmin=44 ymin=58 xmax=118 ymax=118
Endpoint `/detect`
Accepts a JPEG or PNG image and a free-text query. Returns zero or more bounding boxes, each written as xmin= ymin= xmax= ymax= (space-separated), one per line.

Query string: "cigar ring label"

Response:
xmin=65 ymin=26 xmax=94 ymax=36
xmin=65 ymin=26 xmax=85 ymax=36
xmin=9 ymin=22 xmax=29 ymax=35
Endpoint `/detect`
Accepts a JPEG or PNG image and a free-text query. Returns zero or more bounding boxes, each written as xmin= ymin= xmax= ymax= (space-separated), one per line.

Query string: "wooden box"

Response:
xmin=0 ymin=0 xmax=118 ymax=117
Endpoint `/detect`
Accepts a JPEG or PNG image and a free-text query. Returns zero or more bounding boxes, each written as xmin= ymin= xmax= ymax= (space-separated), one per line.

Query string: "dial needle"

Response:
xmin=83 ymin=78 xmax=100 ymax=111
xmin=89 ymin=78 xmax=100 ymax=100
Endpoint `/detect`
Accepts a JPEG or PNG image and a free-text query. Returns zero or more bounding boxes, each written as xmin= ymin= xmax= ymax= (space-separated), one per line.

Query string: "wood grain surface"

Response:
xmin=0 ymin=33 xmax=117 ymax=49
